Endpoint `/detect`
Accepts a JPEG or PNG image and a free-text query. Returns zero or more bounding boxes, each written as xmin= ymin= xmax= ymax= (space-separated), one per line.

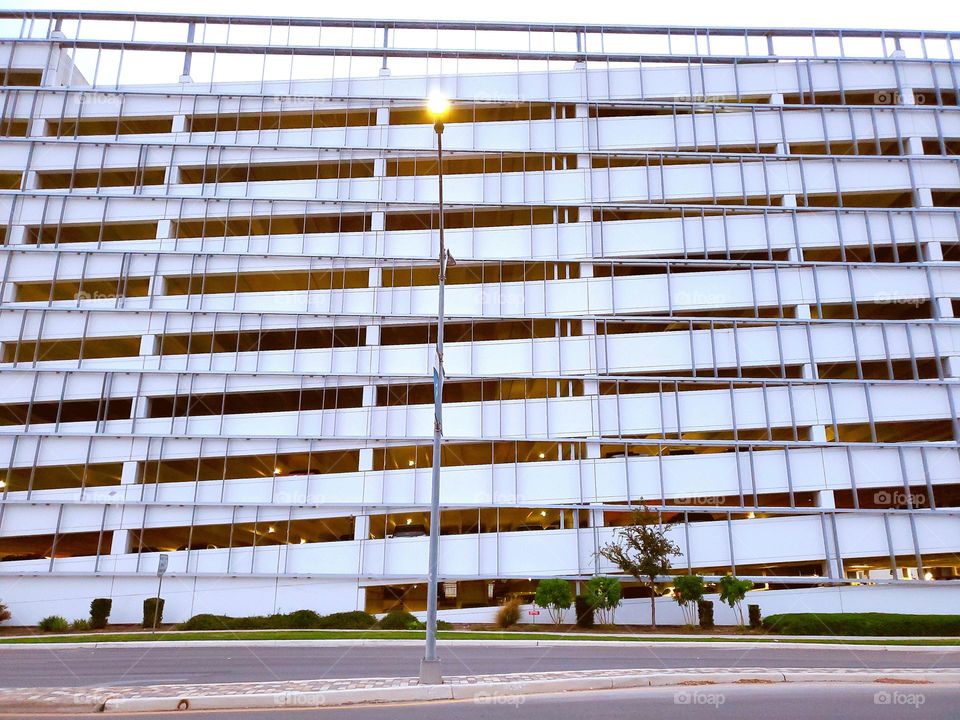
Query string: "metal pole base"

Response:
xmin=418 ymin=658 xmax=443 ymax=685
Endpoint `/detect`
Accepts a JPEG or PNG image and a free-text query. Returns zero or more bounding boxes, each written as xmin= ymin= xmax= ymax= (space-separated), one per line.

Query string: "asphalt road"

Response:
xmin=10 ymin=684 xmax=960 ymax=720
xmin=1 ymin=643 xmax=958 ymax=689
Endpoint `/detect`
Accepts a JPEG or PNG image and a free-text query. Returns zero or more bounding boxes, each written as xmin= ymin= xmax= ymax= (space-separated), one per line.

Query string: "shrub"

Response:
xmin=583 ymin=576 xmax=622 ymax=625
xmin=748 ymin=604 xmax=762 ymax=629
xmin=697 ymin=600 xmax=714 ymax=630
xmin=71 ymin=618 xmax=90 ymax=631
xmin=574 ymin=596 xmax=594 ymax=628
xmin=763 ymin=612 xmax=960 ymax=637
xmin=283 ymin=609 xmax=323 ymax=628
xmin=179 ymin=609 xmax=378 ymax=632
xmin=38 ymin=615 xmax=69 ymax=633
xmin=143 ymin=598 xmax=165 ymax=628
xmin=315 ymin=611 xmax=377 ymax=630
xmin=180 ymin=613 xmax=231 ymax=631
xmin=0 ymin=601 xmax=10 ymax=625
xmin=673 ymin=574 xmax=705 ymax=626
xmin=534 ymin=579 xmax=573 ymax=625
xmin=496 ymin=599 xmax=522 ymax=629
xmin=378 ymin=609 xmax=419 ymax=630
xmin=89 ymin=598 xmax=112 ymax=630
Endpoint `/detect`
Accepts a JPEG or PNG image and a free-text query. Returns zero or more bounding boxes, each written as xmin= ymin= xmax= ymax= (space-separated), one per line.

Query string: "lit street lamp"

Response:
xmin=419 ymin=91 xmax=450 ymax=686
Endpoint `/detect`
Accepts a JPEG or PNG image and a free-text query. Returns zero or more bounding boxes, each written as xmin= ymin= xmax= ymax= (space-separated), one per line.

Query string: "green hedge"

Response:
xmin=762 ymin=612 xmax=960 ymax=637
xmin=180 ymin=609 xmax=375 ymax=631
xmin=179 ymin=609 xmax=454 ymax=632
xmin=315 ymin=611 xmax=378 ymax=630
xmin=379 ymin=609 xmax=420 ymax=630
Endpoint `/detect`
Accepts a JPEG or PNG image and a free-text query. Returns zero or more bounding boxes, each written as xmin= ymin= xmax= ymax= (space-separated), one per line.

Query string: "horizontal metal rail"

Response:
xmin=0 ymin=499 xmax=955 ymax=517
xmin=1 ymin=11 xmax=955 ymax=39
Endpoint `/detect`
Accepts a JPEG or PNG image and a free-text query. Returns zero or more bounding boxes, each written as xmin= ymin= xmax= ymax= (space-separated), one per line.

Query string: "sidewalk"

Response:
xmin=2 ymin=627 xmax=959 ymax=647
xmin=2 ymin=637 xmax=958 ymax=652
xmin=4 ymin=667 xmax=960 ymax=715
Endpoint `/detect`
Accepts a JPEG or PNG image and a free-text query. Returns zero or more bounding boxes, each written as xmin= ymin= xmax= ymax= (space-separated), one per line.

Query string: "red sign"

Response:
xmin=527 ymin=610 xmax=540 ymax=616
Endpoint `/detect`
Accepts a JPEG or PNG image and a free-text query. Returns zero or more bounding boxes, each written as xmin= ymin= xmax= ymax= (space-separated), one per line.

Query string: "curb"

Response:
xmin=94 ymin=671 xmax=960 ymax=714
xmin=2 ymin=639 xmax=959 ymax=652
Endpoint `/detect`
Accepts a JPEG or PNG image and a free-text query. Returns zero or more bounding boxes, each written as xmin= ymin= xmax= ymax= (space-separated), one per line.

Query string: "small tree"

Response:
xmin=584 ymin=576 xmax=622 ymax=625
xmin=597 ymin=506 xmax=680 ymax=629
xmin=673 ymin=574 xmax=705 ymax=626
xmin=0 ymin=600 xmax=10 ymax=625
xmin=718 ymin=575 xmax=754 ymax=626
xmin=534 ymin=579 xmax=573 ymax=625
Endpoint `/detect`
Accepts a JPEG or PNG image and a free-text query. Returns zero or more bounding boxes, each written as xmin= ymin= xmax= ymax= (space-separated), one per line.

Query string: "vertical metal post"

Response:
xmin=181 ymin=23 xmax=195 ymax=80
xmin=420 ymin=113 xmax=446 ymax=686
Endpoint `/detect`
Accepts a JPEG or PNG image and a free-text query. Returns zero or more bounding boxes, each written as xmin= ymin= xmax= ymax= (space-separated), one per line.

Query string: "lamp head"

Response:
xmin=426 ymin=92 xmax=450 ymax=119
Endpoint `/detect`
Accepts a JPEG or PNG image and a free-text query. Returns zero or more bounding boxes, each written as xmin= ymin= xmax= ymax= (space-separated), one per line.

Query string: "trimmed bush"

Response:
xmin=574 ymin=596 xmax=594 ymax=628
xmin=496 ymin=599 xmax=522 ymax=629
xmin=0 ymin=600 xmax=10 ymax=624
xmin=379 ymin=609 xmax=419 ymax=630
xmin=763 ymin=612 xmax=960 ymax=637
xmin=284 ymin=609 xmax=324 ymax=628
xmin=748 ymin=604 xmax=762 ymax=629
xmin=38 ymin=615 xmax=69 ymax=633
xmin=90 ymin=598 xmax=112 ymax=630
xmin=71 ymin=618 xmax=90 ymax=631
xmin=179 ymin=609 xmax=377 ymax=632
xmin=143 ymin=597 xmax=165 ymax=628
xmin=315 ymin=611 xmax=377 ymax=630
xmin=179 ymin=614 xmax=234 ymax=631
xmin=697 ymin=600 xmax=714 ymax=630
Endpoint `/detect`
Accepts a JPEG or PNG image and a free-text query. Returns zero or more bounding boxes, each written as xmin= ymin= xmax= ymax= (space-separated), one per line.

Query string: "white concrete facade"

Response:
xmin=0 ymin=12 xmax=958 ymax=624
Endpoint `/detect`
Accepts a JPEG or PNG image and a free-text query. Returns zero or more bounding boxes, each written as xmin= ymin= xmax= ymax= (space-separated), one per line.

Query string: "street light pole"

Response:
xmin=420 ymin=93 xmax=449 ymax=686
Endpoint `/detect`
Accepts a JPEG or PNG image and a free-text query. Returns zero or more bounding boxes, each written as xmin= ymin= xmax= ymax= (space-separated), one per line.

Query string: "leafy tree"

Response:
xmin=0 ymin=601 xmax=10 ymax=625
xmin=718 ymin=575 xmax=754 ymax=626
xmin=673 ymin=574 xmax=705 ymax=626
xmin=534 ymin=579 xmax=573 ymax=625
xmin=597 ymin=506 xmax=680 ymax=628
xmin=583 ymin=576 xmax=622 ymax=625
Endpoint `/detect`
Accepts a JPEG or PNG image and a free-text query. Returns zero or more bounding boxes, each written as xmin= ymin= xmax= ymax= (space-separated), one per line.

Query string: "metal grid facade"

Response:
xmin=0 ymin=11 xmax=958 ymax=623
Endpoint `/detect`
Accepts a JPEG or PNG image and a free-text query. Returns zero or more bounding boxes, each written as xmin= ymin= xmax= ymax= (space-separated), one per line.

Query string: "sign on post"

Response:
xmin=157 ymin=553 xmax=169 ymax=577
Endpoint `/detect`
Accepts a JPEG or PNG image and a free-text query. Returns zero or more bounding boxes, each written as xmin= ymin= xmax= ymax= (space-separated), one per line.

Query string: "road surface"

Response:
xmin=8 ymin=684 xmax=960 ymax=720
xmin=0 ymin=642 xmax=956 ymax=688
